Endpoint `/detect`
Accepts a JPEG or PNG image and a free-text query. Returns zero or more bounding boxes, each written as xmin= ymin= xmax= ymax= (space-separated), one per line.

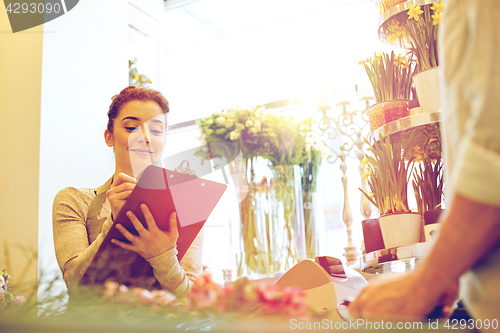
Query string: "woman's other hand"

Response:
xmin=106 ymin=173 xmax=136 ymax=220
xmin=112 ymin=204 xmax=179 ymax=259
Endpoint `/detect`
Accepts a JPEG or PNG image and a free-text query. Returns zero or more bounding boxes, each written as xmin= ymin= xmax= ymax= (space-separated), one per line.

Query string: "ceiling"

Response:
xmin=161 ymin=0 xmax=377 ymax=54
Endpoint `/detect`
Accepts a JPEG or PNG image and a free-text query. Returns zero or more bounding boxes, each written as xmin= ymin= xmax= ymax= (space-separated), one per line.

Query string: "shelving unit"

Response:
xmin=369 ymin=111 xmax=440 ymax=141
xmin=360 ymin=242 xmax=431 ymax=274
xmin=360 ymin=1 xmax=444 ymax=273
xmin=377 ymin=0 xmax=436 ymax=48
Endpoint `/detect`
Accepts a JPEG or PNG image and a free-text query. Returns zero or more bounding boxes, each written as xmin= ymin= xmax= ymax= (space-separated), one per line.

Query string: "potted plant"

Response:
xmin=411 ymin=128 xmax=444 ymax=241
xmin=360 ymin=136 xmax=421 ymax=248
xmin=359 ymin=51 xmax=416 ymax=131
xmin=412 ymin=154 xmax=443 ymax=216
xmin=381 ymin=1 xmax=445 ymax=113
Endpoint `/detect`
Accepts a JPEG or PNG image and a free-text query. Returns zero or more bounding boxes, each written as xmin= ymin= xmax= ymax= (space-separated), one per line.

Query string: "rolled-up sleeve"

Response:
xmin=442 ymin=0 xmax=500 ymax=206
xmin=147 ymin=229 xmax=203 ymax=297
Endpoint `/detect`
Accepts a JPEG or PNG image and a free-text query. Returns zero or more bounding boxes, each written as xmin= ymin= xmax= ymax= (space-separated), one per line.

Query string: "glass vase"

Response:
xmin=303 ymin=191 xmax=319 ymax=259
xmin=233 ymin=158 xmax=274 ymax=277
xmin=268 ymin=165 xmax=306 ymax=272
xmin=232 ymin=162 xmax=306 ymax=277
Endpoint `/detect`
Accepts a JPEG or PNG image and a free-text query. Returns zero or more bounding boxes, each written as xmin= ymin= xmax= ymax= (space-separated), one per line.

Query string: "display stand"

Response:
xmin=377 ymin=0 xmax=436 ymax=48
xmin=360 ymin=242 xmax=432 ymax=274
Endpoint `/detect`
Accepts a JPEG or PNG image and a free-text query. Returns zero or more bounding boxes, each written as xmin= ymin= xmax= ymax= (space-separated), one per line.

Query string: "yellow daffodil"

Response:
xmin=387 ymin=20 xmax=400 ymax=31
xmin=386 ymin=20 xmax=401 ymax=39
xmin=400 ymin=58 xmax=409 ymax=69
xmin=431 ymin=1 xmax=444 ymax=14
xmin=134 ymin=73 xmax=140 ymax=81
xmin=387 ymin=34 xmax=398 ymax=44
xmin=432 ymin=13 xmax=442 ymax=25
xmin=395 ymin=25 xmax=407 ymax=38
xmin=412 ymin=146 xmax=424 ymax=162
xmin=407 ymin=4 xmax=423 ymax=21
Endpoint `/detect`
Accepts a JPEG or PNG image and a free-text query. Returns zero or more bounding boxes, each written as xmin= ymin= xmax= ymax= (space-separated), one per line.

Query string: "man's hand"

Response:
xmin=348 ymin=271 xmax=458 ymax=321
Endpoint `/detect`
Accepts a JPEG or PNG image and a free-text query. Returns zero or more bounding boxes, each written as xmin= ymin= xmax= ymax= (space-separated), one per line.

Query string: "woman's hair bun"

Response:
xmin=106 ymin=85 xmax=169 ymax=132
xmin=119 ymin=85 xmax=137 ymax=95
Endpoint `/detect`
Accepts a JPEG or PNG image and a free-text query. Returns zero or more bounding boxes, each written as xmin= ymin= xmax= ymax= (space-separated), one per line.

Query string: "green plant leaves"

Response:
xmin=359 ymin=51 xmax=416 ymax=103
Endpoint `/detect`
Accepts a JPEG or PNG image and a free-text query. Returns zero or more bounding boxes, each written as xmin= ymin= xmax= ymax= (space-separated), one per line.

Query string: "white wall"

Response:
xmin=38 ymin=0 xmax=128 ymax=297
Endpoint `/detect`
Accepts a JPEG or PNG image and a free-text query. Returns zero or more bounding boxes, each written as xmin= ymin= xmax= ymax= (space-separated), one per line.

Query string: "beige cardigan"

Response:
xmin=52 ymin=182 xmax=203 ymax=297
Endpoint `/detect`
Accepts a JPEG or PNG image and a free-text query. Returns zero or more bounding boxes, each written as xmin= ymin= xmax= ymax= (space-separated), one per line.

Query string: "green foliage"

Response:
xmin=411 ymin=130 xmax=443 ymax=215
xmin=405 ymin=5 xmax=440 ymax=72
xmin=382 ymin=2 xmax=443 ymax=72
xmin=413 ymin=156 xmax=443 ymax=215
xmin=301 ymin=143 xmax=323 ymax=194
xmin=196 ymin=107 xmax=314 ymax=168
xmin=359 ymin=51 xmax=416 ymax=103
xmin=129 ymin=58 xmax=152 ymax=86
xmin=360 ymin=136 xmax=415 ymax=215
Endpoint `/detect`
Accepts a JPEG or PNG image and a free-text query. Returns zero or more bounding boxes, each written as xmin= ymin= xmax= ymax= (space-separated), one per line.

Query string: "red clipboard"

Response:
xmin=80 ymin=165 xmax=227 ymax=289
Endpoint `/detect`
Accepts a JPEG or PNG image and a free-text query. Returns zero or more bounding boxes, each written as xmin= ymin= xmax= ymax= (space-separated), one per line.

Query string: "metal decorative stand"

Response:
xmin=316 ymin=97 xmax=374 ymax=266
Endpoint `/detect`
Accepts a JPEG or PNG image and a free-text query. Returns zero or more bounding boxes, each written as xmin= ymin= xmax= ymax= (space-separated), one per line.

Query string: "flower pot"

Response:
xmin=378 ymin=0 xmax=406 ymax=14
xmin=423 ymin=208 xmax=444 ymax=225
xmin=368 ymin=100 xmax=409 ymax=132
xmin=361 ymin=218 xmax=385 ymax=253
xmin=379 ymin=213 xmax=422 ymax=249
xmin=424 ymin=223 xmax=441 ymax=242
xmin=413 ymin=67 xmax=441 ymax=113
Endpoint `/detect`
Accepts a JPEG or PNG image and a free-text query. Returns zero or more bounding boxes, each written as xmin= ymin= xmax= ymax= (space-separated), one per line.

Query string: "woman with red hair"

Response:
xmin=52 ymin=86 xmax=202 ymax=298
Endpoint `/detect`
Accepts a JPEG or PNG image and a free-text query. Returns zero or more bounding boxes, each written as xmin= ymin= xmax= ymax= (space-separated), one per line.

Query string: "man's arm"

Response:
xmin=349 ymin=192 xmax=500 ymax=319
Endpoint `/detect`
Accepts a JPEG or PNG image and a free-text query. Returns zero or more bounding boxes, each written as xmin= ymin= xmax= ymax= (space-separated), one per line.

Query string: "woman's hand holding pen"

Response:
xmin=107 ymin=173 xmax=137 ymax=221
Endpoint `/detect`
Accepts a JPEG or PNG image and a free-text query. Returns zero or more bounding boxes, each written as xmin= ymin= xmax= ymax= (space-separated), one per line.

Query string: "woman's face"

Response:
xmin=105 ymin=100 xmax=166 ymax=178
